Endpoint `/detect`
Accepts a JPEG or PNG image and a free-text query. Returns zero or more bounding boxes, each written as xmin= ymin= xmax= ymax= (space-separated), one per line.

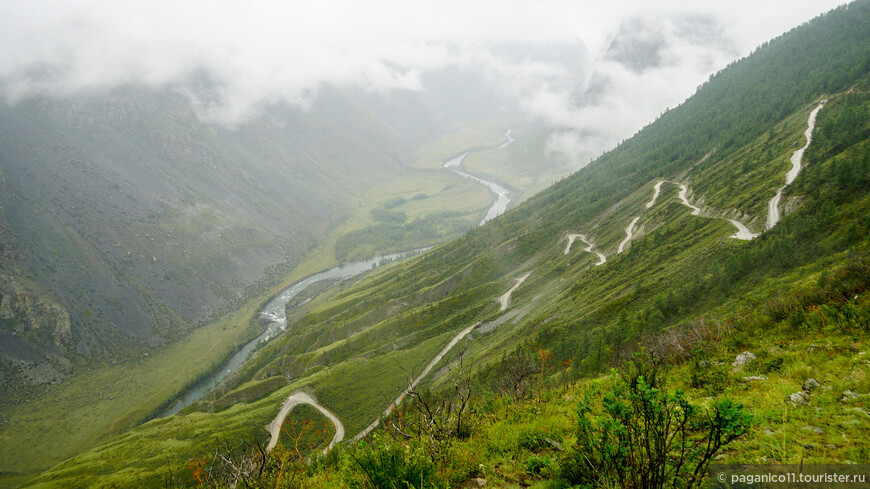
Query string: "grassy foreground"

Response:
xmin=135 ymin=257 xmax=870 ymax=487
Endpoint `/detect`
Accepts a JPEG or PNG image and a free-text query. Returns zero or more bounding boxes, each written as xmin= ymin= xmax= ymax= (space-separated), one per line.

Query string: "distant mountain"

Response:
xmin=0 ymin=85 xmax=447 ymax=390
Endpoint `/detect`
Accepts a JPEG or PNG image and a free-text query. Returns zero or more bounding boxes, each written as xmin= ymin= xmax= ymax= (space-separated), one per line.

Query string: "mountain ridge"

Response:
xmin=0 ymin=84 xmax=456 ymax=392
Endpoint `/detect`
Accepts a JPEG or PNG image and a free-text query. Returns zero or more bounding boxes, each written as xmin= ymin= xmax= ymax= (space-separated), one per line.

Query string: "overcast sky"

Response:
xmin=0 ymin=0 xmax=851 ymax=164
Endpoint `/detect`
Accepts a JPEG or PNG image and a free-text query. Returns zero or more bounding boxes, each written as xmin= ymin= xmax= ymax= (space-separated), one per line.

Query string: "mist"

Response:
xmin=0 ymin=0 xmax=849 ymax=163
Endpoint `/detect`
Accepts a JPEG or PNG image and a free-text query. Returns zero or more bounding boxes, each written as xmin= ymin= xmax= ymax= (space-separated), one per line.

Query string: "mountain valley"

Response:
xmin=1 ymin=2 xmax=869 ymax=488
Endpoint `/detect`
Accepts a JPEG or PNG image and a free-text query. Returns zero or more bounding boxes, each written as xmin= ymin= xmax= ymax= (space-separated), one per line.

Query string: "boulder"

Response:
xmin=841 ymin=390 xmax=859 ymax=402
xmin=787 ymin=391 xmax=809 ymax=405
xmin=732 ymin=351 xmax=756 ymax=370
xmin=803 ymin=378 xmax=821 ymax=391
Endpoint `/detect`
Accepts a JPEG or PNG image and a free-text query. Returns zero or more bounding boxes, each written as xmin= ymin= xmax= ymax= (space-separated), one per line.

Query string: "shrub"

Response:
xmin=517 ymin=426 xmax=552 ymax=452
xmin=689 ymin=352 xmax=730 ymax=393
xmin=524 ymin=455 xmax=554 ymax=476
xmin=349 ymin=435 xmax=445 ymax=489
xmin=441 ymin=444 xmax=485 ymax=486
xmin=763 ymin=356 xmax=785 ymax=373
xmin=558 ymin=355 xmax=751 ymax=488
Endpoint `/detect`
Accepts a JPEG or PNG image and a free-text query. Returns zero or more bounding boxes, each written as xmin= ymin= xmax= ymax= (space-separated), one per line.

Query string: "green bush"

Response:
xmin=382 ymin=197 xmax=407 ymax=209
xmin=763 ymin=356 xmax=785 ymax=374
xmin=441 ymin=444 xmax=485 ymax=486
xmin=371 ymin=207 xmax=406 ymax=223
xmin=349 ymin=436 xmax=445 ymax=489
xmin=689 ymin=355 xmax=730 ymax=393
xmin=524 ymin=455 xmax=554 ymax=476
xmin=517 ymin=426 xmax=552 ymax=452
xmin=558 ymin=355 xmax=752 ymax=489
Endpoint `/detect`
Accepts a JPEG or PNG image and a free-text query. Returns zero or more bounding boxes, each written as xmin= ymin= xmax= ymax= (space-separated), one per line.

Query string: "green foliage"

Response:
xmin=484 ymin=345 xmax=538 ymax=400
xmin=58 ymin=264 xmax=868 ymax=488
xmin=349 ymin=436 xmax=445 ymax=489
xmin=382 ymin=197 xmax=408 ymax=210
xmin=212 ymin=376 xmax=286 ymax=411
xmin=370 ymin=207 xmax=406 ymax=224
xmin=501 ymin=0 xmax=870 ymax=245
xmin=523 ymin=454 xmax=554 ymax=477
xmin=559 ymin=355 xmax=752 ymax=488
xmin=810 ymin=92 xmax=870 ymax=165
xmin=516 ymin=426 xmax=553 ymax=452
xmin=689 ymin=354 xmax=730 ymax=394
xmin=762 ymin=356 xmax=785 ymax=374
xmin=335 ymin=211 xmax=471 ymax=261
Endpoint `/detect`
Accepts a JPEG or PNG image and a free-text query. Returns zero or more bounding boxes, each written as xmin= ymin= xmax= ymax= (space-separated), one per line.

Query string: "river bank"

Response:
xmin=442 ymin=130 xmax=515 ymax=225
xmin=159 ymin=248 xmax=429 ymax=417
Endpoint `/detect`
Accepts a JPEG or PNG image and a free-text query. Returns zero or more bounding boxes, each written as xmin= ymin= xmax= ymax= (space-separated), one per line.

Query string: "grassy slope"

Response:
xmin=687 ymin=106 xmax=815 ymax=228
xmin=265 ymin=276 xmax=867 ymax=488
xmin=5 ymin=122 xmax=517 ymax=485
xmin=26 ymin=85 xmax=868 ymax=489
xmin=0 ymin=302 xmax=256 ymax=481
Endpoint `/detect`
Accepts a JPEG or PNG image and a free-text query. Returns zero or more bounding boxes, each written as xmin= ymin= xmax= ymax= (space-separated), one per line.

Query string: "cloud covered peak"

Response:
xmin=0 ymin=0 xmax=848 ymax=135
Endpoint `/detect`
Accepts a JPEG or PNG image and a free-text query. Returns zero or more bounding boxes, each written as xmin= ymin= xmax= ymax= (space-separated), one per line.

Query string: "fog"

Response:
xmin=0 ymin=0 xmax=849 ymax=165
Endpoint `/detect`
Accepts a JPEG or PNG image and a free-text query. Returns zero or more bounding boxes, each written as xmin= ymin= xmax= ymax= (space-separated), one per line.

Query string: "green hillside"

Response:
xmin=15 ymin=1 xmax=870 ymax=487
xmin=0 ymin=86 xmax=515 ymax=483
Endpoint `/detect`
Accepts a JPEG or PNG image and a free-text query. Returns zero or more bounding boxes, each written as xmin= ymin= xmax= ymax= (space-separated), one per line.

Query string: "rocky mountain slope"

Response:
xmin=0 ymin=85 xmax=448 ymax=392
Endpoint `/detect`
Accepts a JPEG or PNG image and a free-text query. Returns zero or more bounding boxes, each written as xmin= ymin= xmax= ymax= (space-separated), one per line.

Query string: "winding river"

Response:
xmin=443 ymin=130 xmax=514 ymax=225
xmin=262 ymin=129 xmax=519 ymax=445
xmin=161 ymin=130 xmax=518 ymax=418
xmin=159 ymin=248 xmax=427 ymax=417
xmin=498 ymin=129 xmax=515 ymax=148
xmin=163 ymin=128 xmax=518 ymax=450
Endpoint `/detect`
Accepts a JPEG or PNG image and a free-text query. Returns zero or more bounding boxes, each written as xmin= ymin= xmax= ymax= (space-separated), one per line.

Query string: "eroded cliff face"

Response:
xmin=0 ymin=275 xmax=75 ymax=387
xmin=0 ymin=276 xmax=72 ymax=345
xmin=0 ymin=163 xmax=77 ymax=389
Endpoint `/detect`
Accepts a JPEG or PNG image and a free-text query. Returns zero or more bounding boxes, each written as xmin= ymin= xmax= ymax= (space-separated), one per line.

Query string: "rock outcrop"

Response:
xmin=1 ymin=275 xmax=72 ymax=345
xmin=0 ymin=275 xmax=75 ymax=387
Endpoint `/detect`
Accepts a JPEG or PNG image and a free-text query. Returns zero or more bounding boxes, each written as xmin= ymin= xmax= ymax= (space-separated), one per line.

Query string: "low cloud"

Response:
xmin=0 ymin=0 xmax=848 ymax=136
xmin=534 ymin=13 xmax=749 ymax=168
